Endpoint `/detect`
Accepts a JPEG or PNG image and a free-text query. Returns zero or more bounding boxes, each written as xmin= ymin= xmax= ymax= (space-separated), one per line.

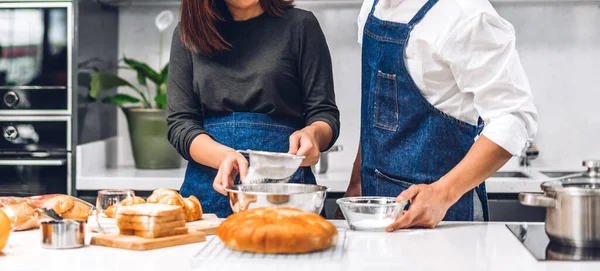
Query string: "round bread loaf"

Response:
xmin=217 ymin=207 xmax=338 ymax=254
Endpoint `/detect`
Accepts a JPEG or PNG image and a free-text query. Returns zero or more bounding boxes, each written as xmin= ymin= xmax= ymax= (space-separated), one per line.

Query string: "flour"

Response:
xmin=351 ymin=218 xmax=395 ymax=230
xmin=244 ymin=166 xmax=296 ymax=184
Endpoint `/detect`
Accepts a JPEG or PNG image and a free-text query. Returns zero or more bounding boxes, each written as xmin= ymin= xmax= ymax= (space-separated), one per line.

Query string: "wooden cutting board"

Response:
xmin=186 ymin=214 xmax=220 ymax=235
xmin=90 ymin=231 xmax=207 ymax=251
xmin=88 ymin=213 xmax=221 ymax=235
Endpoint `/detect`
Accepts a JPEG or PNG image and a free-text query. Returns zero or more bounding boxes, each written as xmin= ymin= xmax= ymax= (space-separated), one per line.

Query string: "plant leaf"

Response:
xmin=160 ymin=64 xmax=169 ymax=81
xmin=123 ymin=57 xmax=162 ymax=85
xmin=90 ymin=72 xmax=133 ymax=98
xmin=102 ymin=94 xmax=141 ymax=106
xmin=155 ymin=93 xmax=167 ymax=109
xmin=157 ymin=82 xmax=167 ymax=96
xmin=136 ymin=72 xmax=147 ymax=86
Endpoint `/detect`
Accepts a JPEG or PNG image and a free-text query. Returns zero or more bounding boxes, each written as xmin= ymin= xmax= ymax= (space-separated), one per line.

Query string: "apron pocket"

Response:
xmin=373 ymin=71 xmax=399 ymax=131
xmin=374 ymin=169 xmax=413 ymax=197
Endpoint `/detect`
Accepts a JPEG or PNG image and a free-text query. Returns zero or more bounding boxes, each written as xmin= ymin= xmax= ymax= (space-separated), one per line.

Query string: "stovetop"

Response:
xmin=506 ymin=224 xmax=600 ymax=261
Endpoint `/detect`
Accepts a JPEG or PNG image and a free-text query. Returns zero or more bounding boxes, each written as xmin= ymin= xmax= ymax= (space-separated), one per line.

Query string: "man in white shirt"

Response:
xmin=341 ymin=0 xmax=538 ymax=230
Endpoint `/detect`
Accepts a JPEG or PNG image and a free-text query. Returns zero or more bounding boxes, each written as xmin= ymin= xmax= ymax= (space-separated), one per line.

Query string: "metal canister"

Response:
xmin=40 ymin=220 xmax=85 ymax=249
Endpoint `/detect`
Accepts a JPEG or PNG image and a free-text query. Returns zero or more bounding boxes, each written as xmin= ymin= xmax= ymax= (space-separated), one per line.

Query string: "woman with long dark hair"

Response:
xmin=166 ymin=0 xmax=339 ymax=218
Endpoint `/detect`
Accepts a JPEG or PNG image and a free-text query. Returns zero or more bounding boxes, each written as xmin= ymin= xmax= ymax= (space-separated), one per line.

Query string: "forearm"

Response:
xmin=304 ymin=121 xmax=333 ymax=151
xmin=189 ymin=134 xmax=235 ymax=169
xmin=435 ymin=135 xmax=512 ymax=203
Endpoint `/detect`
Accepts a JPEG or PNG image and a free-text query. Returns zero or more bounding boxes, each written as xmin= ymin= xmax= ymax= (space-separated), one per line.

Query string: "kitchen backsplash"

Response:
xmin=114 ymin=1 xmax=600 ymax=172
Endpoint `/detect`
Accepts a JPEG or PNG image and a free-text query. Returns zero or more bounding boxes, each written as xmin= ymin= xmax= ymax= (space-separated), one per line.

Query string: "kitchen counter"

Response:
xmin=75 ymin=139 xmax=581 ymax=193
xmin=75 ymin=164 xmax=557 ymax=193
xmin=1 ymin=221 xmax=598 ymax=271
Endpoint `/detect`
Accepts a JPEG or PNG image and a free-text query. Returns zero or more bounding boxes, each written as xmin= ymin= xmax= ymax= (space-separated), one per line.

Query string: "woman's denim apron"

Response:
xmin=179 ymin=113 xmax=316 ymax=218
xmin=360 ymin=0 xmax=489 ymax=221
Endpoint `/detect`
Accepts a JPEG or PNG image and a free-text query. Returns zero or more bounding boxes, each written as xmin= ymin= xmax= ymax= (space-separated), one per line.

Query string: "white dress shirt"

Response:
xmin=358 ymin=0 xmax=538 ymax=156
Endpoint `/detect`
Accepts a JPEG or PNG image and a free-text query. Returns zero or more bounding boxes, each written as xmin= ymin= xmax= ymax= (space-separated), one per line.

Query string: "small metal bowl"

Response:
xmin=40 ymin=219 xmax=86 ymax=249
xmin=226 ymin=183 xmax=328 ymax=214
xmin=337 ymin=197 xmax=408 ymax=231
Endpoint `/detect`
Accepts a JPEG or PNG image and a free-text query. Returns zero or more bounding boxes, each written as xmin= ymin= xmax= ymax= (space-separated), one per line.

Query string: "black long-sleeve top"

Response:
xmin=166 ymin=9 xmax=340 ymax=161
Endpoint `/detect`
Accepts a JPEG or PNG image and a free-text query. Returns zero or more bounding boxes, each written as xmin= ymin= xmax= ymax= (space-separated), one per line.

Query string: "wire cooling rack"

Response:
xmin=191 ymin=229 xmax=346 ymax=270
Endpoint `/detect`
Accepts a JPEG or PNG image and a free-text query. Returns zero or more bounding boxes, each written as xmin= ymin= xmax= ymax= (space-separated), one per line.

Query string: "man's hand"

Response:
xmin=386 ymin=182 xmax=457 ymax=231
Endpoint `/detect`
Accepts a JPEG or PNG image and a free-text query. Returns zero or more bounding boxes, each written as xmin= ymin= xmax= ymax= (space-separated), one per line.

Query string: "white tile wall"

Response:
xmin=115 ymin=1 xmax=600 ymax=171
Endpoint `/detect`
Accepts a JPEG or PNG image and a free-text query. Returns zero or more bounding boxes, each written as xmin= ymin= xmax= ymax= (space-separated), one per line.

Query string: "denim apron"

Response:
xmin=360 ymin=0 xmax=489 ymax=221
xmin=179 ymin=112 xmax=316 ymax=218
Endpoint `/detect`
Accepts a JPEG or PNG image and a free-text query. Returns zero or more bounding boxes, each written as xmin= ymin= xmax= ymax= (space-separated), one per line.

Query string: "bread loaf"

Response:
xmin=120 ymin=226 xmax=189 ymax=238
xmin=116 ymin=213 xmax=184 ymax=224
xmin=42 ymin=195 xmax=74 ymax=214
xmin=182 ymin=196 xmax=202 ymax=221
xmin=117 ymin=219 xmax=186 ymax=231
xmin=117 ymin=204 xmax=183 ymax=217
xmin=0 ymin=203 xmax=38 ymax=231
xmin=217 ymin=207 xmax=338 ymax=254
xmin=146 ymin=189 xmax=203 ymax=222
xmin=105 ymin=196 xmax=146 ymax=218
xmin=146 ymin=189 xmax=179 ymax=204
xmin=61 ymin=201 xmax=93 ymax=221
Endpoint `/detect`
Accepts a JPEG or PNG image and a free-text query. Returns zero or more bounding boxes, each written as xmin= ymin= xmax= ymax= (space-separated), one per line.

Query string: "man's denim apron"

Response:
xmin=179 ymin=113 xmax=316 ymax=218
xmin=360 ymin=0 xmax=489 ymax=221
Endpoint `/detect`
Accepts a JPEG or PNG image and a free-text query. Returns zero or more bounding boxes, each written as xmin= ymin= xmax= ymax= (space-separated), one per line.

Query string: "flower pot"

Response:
xmin=123 ymin=108 xmax=181 ymax=169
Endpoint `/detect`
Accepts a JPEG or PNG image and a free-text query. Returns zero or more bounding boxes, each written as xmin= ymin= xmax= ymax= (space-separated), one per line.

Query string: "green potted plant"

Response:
xmin=89 ymin=10 xmax=180 ymax=169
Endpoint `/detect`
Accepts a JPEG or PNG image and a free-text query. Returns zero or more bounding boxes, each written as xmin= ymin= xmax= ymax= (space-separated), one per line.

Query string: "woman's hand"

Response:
xmin=288 ymin=121 xmax=333 ymax=167
xmin=213 ymin=151 xmax=248 ymax=196
xmin=288 ymin=129 xmax=320 ymax=167
xmin=386 ymin=182 xmax=457 ymax=231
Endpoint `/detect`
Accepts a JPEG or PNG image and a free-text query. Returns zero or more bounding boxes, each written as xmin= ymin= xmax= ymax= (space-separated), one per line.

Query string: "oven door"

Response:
xmin=0 ymin=153 xmax=70 ymax=197
xmin=0 ymin=2 xmax=72 ymax=115
xmin=0 ymin=116 xmax=70 ymax=153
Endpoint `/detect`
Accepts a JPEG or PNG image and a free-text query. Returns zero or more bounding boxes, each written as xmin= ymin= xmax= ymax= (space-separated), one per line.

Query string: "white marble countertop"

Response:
xmin=2 ymin=221 xmax=599 ymax=271
xmin=76 ymin=165 xmax=568 ymax=193
xmin=75 ymin=138 xmax=585 ymax=193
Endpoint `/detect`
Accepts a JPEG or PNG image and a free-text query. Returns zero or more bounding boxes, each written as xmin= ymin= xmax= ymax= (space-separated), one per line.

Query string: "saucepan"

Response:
xmin=520 ymin=160 xmax=600 ymax=248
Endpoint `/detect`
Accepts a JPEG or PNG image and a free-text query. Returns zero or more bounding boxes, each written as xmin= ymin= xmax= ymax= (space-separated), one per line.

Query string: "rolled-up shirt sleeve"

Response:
xmin=166 ymin=25 xmax=208 ymax=161
xmin=440 ymin=13 xmax=538 ymax=156
xmin=298 ymin=12 xmax=341 ymax=150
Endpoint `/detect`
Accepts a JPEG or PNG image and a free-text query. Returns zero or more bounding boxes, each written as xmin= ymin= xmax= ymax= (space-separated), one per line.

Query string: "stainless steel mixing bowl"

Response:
xmin=225 ymin=183 xmax=328 ymax=214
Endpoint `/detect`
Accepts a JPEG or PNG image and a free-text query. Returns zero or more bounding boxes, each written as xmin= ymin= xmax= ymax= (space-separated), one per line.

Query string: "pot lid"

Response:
xmin=541 ymin=160 xmax=600 ymax=194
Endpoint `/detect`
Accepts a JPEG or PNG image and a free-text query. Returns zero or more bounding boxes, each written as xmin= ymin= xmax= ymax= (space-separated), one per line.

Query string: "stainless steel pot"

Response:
xmin=40 ymin=219 xmax=85 ymax=249
xmin=225 ymin=183 xmax=328 ymax=214
xmin=312 ymin=145 xmax=343 ymax=174
xmin=520 ymin=160 xmax=600 ymax=248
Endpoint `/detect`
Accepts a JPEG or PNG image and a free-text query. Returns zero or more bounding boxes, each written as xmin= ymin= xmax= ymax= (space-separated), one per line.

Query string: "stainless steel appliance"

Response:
xmin=506 ymin=224 xmax=600 ymax=261
xmin=0 ymin=2 xmax=74 ymax=196
xmin=312 ymin=145 xmax=343 ymax=174
xmin=520 ymin=160 xmax=600 ymax=248
xmin=0 ymin=2 xmax=72 ymax=115
xmin=0 ymin=116 xmax=71 ymax=196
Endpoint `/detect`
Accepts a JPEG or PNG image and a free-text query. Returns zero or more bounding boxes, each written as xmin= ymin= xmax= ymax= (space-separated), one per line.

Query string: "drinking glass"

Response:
xmin=96 ymin=189 xmax=135 ymax=233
